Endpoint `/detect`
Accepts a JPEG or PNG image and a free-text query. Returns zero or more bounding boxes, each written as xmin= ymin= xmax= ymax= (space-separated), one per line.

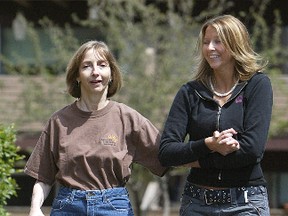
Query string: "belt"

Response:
xmin=183 ymin=182 xmax=264 ymax=205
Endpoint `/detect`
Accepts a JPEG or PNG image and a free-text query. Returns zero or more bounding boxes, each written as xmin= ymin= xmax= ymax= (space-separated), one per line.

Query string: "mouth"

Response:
xmin=90 ymin=80 xmax=103 ymax=86
xmin=209 ymin=54 xmax=220 ymax=59
xmin=90 ymin=80 xmax=102 ymax=84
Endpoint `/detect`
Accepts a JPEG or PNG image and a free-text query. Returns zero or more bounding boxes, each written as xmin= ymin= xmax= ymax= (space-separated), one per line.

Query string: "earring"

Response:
xmin=109 ymin=80 xmax=113 ymax=85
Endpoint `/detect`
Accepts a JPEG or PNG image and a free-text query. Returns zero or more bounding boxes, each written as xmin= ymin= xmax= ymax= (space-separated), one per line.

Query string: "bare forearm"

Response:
xmin=29 ymin=181 xmax=52 ymax=216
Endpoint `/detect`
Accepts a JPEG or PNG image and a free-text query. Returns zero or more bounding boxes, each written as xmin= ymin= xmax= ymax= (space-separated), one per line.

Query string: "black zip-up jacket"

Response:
xmin=159 ymin=72 xmax=273 ymax=187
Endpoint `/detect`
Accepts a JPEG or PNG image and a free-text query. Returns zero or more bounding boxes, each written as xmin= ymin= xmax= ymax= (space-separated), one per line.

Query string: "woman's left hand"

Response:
xmin=210 ymin=128 xmax=240 ymax=156
xmin=183 ymin=161 xmax=200 ymax=168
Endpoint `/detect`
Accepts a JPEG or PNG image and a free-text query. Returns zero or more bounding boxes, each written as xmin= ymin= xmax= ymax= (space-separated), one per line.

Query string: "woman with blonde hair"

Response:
xmin=159 ymin=15 xmax=273 ymax=215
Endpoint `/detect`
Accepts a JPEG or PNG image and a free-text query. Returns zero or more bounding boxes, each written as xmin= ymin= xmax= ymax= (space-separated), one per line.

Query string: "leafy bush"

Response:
xmin=0 ymin=124 xmax=24 ymax=215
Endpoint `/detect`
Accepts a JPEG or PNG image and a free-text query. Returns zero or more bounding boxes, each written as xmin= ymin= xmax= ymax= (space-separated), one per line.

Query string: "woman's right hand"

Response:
xmin=206 ymin=128 xmax=240 ymax=156
xmin=28 ymin=208 xmax=45 ymax=216
xmin=28 ymin=181 xmax=51 ymax=216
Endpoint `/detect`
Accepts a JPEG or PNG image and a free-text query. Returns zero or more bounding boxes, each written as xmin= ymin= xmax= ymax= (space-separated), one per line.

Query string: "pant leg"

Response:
xmin=221 ymin=186 xmax=270 ymax=216
xmin=180 ymin=185 xmax=270 ymax=216
xmin=50 ymin=187 xmax=87 ymax=216
xmin=50 ymin=186 xmax=134 ymax=216
xmin=92 ymin=187 xmax=134 ymax=216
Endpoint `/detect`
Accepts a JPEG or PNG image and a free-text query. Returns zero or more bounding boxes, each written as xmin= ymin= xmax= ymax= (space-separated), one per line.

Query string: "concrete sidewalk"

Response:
xmin=5 ymin=206 xmax=287 ymax=216
xmin=5 ymin=206 xmax=51 ymax=216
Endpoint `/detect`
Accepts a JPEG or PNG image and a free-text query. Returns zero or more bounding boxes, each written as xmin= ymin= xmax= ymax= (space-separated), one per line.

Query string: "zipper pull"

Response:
xmin=216 ymin=107 xmax=221 ymax=130
xmin=218 ymin=170 xmax=222 ymax=180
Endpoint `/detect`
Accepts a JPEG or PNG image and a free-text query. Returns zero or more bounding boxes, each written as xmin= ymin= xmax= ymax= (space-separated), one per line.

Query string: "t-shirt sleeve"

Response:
xmin=24 ymin=121 xmax=58 ymax=185
xmin=133 ymin=119 xmax=168 ymax=177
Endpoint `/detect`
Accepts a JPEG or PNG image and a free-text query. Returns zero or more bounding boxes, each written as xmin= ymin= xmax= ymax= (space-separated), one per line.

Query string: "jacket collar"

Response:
xmin=188 ymin=79 xmax=248 ymax=100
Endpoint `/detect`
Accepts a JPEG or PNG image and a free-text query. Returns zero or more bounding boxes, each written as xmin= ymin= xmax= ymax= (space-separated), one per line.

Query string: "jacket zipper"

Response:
xmin=216 ymin=106 xmax=221 ymax=131
xmin=216 ymin=106 xmax=222 ymax=181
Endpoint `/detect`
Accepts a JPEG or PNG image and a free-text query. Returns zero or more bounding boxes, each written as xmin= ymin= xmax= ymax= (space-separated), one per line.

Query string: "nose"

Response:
xmin=91 ymin=65 xmax=100 ymax=76
xmin=208 ymin=41 xmax=215 ymax=50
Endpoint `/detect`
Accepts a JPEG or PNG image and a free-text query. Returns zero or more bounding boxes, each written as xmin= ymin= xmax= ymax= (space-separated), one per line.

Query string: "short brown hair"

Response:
xmin=66 ymin=40 xmax=122 ymax=98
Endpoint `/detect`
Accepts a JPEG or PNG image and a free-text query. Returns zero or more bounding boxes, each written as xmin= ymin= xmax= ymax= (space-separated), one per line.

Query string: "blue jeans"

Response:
xmin=180 ymin=182 xmax=270 ymax=216
xmin=50 ymin=186 xmax=134 ymax=216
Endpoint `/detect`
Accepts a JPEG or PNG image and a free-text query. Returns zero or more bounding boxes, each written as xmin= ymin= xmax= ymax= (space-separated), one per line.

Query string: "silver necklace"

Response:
xmin=209 ymin=78 xmax=239 ymax=97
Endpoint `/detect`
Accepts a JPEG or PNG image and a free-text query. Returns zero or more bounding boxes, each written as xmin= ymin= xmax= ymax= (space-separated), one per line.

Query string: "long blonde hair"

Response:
xmin=194 ymin=15 xmax=267 ymax=85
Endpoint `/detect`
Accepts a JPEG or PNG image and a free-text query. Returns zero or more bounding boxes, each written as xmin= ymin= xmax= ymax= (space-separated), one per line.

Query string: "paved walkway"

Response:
xmin=5 ymin=206 xmax=287 ymax=216
xmin=5 ymin=206 xmax=51 ymax=216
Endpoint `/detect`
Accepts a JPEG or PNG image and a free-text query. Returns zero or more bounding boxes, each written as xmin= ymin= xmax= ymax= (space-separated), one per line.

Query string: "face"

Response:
xmin=77 ymin=48 xmax=111 ymax=97
xmin=202 ymin=25 xmax=235 ymax=72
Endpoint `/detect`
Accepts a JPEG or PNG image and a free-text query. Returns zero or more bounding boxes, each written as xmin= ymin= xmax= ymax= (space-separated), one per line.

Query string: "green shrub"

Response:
xmin=0 ymin=124 xmax=24 ymax=215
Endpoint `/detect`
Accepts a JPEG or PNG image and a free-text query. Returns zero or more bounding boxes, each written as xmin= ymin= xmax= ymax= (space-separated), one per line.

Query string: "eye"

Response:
xmin=98 ymin=60 xmax=109 ymax=68
xmin=203 ymin=40 xmax=209 ymax=45
xmin=82 ymin=63 xmax=92 ymax=69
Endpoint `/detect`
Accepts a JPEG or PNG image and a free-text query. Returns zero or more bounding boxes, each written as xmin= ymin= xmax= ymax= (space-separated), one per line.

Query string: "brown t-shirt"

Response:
xmin=24 ymin=101 xmax=167 ymax=190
